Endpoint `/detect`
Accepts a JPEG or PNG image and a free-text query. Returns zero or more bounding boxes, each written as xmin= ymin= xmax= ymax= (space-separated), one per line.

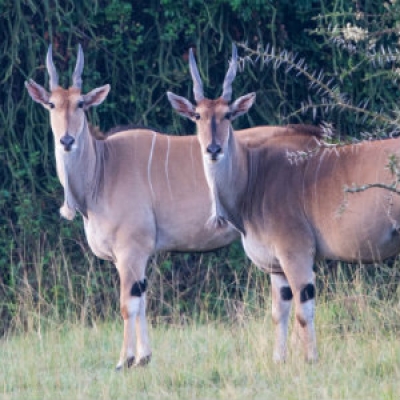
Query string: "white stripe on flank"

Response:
xmin=190 ymin=139 xmax=195 ymax=174
xmin=165 ymin=136 xmax=173 ymax=199
xmin=147 ymin=132 xmax=157 ymax=199
xmin=313 ymin=147 xmax=328 ymax=211
xmin=190 ymin=138 xmax=198 ymax=189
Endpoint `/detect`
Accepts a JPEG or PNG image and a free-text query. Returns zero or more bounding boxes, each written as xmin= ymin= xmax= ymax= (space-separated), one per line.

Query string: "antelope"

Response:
xmin=167 ymin=44 xmax=400 ymax=362
xmin=25 ymin=44 xmax=316 ymax=369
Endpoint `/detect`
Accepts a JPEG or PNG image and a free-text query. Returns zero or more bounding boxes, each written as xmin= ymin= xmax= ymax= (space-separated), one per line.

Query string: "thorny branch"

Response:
xmin=237 ymin=42 xmax=398 ymax=126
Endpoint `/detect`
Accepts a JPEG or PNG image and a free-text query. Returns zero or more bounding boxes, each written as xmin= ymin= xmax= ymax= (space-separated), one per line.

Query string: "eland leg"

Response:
xmin=277 ymin=241 xmax=318 ymax=363
xmin=271 ymin=273 xmax=293 ymax=362
xmin=291 ymin=274 xmax=318 ymax=363
xmin=134 ymin=291 xmax=152 ymax=366
xmin=115 ymin=251 xmax=152 ymax=370
xmin=290 ymin=283 xmax=312 ymax=354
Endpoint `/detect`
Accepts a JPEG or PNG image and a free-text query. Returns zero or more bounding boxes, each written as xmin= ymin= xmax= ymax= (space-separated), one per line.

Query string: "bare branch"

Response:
xmin=345 ymin=183 xmax=400 ymax=195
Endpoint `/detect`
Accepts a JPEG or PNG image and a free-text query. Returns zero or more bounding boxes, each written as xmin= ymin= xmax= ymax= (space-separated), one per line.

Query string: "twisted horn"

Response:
xmin=46 ymin=44 xmax=59 ymax=90
xmin=72 ymin=44 xmax=84 ymax=89
xmin=189 ymin=48 xmax=204 ymax=103
xmin=221 ymin=44 xmax=238 ymax=102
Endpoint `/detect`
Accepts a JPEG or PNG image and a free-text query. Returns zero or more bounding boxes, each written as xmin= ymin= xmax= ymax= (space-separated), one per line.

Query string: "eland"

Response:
xmin=167 ymin=44 xmax=400 ymax=362
xmin=25 ymin=44 xmax=316 ymax=369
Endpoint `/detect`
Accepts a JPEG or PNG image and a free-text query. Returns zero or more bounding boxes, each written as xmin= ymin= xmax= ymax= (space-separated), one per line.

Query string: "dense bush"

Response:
xmin=1 ymin=0 xmax=400 ymax=333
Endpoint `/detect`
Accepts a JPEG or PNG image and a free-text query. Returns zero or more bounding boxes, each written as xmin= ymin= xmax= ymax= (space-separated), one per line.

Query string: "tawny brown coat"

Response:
xmin=168 ymin=44 xmax=400 ymax=363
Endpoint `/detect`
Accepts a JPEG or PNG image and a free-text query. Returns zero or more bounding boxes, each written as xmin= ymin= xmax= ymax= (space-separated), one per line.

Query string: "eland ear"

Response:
xmin=167 ymin=91 xmax=197 ymax=120
xmin=25 ymin=79 xmax=51 ymax=107
xmin=230 ymin=92 xmax=256 ymax=120
xmin=82 ymin=84 xmax=110 ymax=110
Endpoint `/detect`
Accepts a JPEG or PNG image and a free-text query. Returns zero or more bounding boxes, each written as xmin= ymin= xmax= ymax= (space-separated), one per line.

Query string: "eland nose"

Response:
xmin=60 ymin=134 xmax=75 ymax=151
xmin=206 ymin=143 xmax=222 ymax=160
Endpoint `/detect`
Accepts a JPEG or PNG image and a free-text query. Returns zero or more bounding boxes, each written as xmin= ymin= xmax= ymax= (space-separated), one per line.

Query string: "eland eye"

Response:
xmin=48 ymin=102 xmax=55 ymax=109
xmin=194 ymin=113 xmax=201 ymax=121
xmin=77 ymin=100 xmax=84 ymax=109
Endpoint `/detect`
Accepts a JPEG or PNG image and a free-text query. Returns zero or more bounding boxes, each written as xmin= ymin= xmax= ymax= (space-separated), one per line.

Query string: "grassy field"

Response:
xmin=1 ymin=293 xmax=399 ymax=400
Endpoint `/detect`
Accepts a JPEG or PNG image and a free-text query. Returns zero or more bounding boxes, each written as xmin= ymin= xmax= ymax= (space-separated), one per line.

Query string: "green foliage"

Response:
xmin=234 ymin=0 xmax=400 ymax=137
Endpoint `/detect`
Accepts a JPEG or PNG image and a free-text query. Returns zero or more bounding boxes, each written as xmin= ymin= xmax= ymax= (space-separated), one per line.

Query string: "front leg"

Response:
xmin=285 ymin=269 xmax=318 ymax=363
xmin=292 ymin=280 xmax=318 ymax=363
xmin=135 ymin=292 xmax=152 ymax=366
xmin=115 ymin=252 xmax=152 ymax=370
xmin=276 ymin=239 xmax=318 ymax=363
xmin=271 ymin=273 xmax=293 ymax=362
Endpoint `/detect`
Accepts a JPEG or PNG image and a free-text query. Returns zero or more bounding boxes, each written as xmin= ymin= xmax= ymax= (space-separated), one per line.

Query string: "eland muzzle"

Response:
xmin=206 ymin=142 xmax=222 ymax=161
xmin=60 ymin=134 xmax=75 ymax=152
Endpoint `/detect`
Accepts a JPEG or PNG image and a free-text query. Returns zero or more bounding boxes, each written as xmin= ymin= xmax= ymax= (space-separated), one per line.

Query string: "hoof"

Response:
xmin=134 ymin=354 xmax=152 ymax=367
xmin=305 ymin=354 xmax=318 ymax=364
xmin=127 ymin=356 xmax=136 ymax=368
xmin=115 ymin=356 xmax=135 ymax=371
xmin=273 ymin=350 xmax=287 ymax=364
xmin=115 ymin=354 xmax=151 ymax=370
xmin=273 ymin=356 xmax=286 ymax=364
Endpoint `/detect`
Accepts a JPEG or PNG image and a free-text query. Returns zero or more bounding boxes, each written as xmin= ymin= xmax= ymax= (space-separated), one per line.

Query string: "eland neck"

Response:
xmin=55 ymin=118 xmax=102 ymax=218
xmin=203 ymin=129 xmax=248 ymax=234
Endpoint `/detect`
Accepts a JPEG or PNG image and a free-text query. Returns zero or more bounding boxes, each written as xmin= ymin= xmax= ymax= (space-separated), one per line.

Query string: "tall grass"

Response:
xmin=1 ymin=294 xmax=399 ymax=399
xmin=0 ymin=230 xmax=269 ymax=335
xmin=0 ymin=235 xmax=121 ymax=336
xmin=1 ymin=242 xmax=399 ymax=399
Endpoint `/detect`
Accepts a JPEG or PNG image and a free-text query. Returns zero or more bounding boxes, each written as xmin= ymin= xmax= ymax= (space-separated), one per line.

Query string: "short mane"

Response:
xmin=285 ymin=124 xmax=328 ymax=139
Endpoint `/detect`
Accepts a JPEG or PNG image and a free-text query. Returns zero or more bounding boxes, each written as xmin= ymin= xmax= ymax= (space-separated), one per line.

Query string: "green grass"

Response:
xmin=1 ymin=297 xmax=399 ymax=400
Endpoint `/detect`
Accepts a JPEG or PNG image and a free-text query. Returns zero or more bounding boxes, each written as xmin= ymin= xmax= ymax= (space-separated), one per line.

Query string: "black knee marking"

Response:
xmin=130 ymin=278 xmax=148 ymax=297
xmin=300 ymin=283 xmax=315 ymax=303
xmin=280 ymin=286 xmax=293 ymax=301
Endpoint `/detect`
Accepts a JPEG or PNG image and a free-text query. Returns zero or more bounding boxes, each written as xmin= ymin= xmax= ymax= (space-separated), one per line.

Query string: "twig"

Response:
xmin=345 ymin=183 xmax=400 ymax=195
